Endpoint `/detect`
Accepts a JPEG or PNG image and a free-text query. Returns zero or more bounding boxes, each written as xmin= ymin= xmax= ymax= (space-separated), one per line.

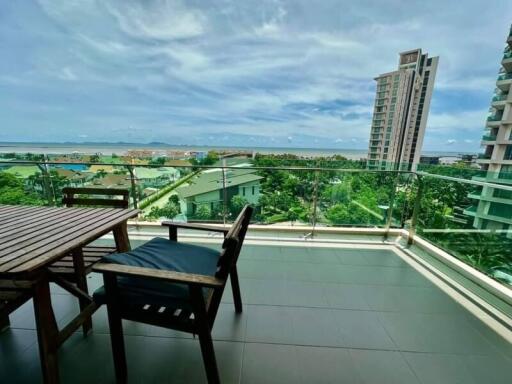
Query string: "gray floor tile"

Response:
xmin=3 ymin=243 xmax=511 ymax=384
xmin=363 ymin=250 xmax=411 ymax=268
xmin=212 ymin=303 xmax=247 ymax=342
xmin=379 ymin=312 xmax=498 ymax=354
xmin=332 ymin=309 xmax=396 ymax=350
xmin=323 ymin=283 xmax=370 ymax=310
xmin=295 ymin=346 xmax=363 ymax=384
xmin=403 ymin=352 xmax=477 ymax=384
xmin=463 ymin=354 xmax=511 ymax=384
xmin=364 ymin=285 xmax=464 ymax=314
xmin=241 ymin=343 xmax=300 ymax=384
xmin=289 ymin=307 xmax=339 ymax=347
xmin=245 ymin=305 xmax=295 ymax=344
xmin=350 ymin=349 xmax=420 ymax=384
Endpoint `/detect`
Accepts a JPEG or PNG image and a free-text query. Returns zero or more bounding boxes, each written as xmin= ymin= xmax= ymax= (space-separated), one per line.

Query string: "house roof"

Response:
xmin=176 ymin=169 xmax=262 ymax=198
xmin=54 ymin=168 xmax=87 ymax=179
xmin=133 ymin=167 xmax=178 ymax=179
xmin=92 ymin=174 xmax=131 ymax=188
xmin=88 ymin=165 xmax=115 ymax=173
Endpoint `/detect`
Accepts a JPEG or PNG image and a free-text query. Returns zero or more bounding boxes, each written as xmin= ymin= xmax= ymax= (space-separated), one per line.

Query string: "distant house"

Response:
xmin=176 ymin=168 xmax=262 ymax=217
xmin=133 ymin=167 xmax=180 ymax=188
xmin=54 ymin=168 xmax=89 ymax=187
xmin=88 ymin=165 xmax=115 ymax=174
xmin=91 ymin=174 xmax=131 ymax=189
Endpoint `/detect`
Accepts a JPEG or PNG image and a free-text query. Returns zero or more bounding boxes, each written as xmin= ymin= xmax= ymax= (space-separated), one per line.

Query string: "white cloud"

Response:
xmin=105 ymin=0 xmax=206 ymax=40
xmin=5 ymin=0 xmax=512 ymax=148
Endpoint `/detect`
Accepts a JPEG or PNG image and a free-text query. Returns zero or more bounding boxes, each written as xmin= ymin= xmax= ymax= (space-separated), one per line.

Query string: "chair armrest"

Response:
xmin=92 ymin=263 xmax=224 ymax=288
xmin=161 ymin=222 xmax=229 ymax=235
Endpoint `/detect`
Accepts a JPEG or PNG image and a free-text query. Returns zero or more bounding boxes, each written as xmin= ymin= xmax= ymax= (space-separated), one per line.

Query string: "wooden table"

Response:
xmin=0 ymin=204 xmax=139 ymax=384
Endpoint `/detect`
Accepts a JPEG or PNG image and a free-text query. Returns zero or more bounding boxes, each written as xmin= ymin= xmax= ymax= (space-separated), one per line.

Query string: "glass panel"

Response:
xmin=416 ymin=175 xmax=512 ymax=288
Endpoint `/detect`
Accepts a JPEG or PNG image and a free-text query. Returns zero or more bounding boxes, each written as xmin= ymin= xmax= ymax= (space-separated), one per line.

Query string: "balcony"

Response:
xmin=477 ymin=153 xmax=492 ymax=160
xmin=482 ymin=134 xmax=497 ymax=142
xmin=486 ymin=114 xmax=503 ymax=128
xmin=497 ymin=73 xmax=512 ymax=92
xmin=1 ymin=160 xmax=512 ymax=383
xmin=503 ymin=51 xmax=512 ymax=72
xmin=492 ymin=94 xmax=508 ymax=109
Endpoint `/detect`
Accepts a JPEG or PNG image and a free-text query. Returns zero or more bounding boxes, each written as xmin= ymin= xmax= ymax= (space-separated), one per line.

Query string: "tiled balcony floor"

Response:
xmin=1 ymin=243 xmax=511 ymax=383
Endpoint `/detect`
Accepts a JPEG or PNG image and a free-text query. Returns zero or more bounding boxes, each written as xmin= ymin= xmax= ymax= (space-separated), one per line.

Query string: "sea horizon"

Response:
xmin=0 ymin=141 xmax=477 ymax=160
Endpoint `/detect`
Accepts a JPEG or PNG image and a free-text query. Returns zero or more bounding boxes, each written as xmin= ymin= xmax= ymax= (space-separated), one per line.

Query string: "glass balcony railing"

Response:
xmin=482 ymin=134 xmax=497 ymax=141
xmin=1 ymin=157 xmax=512 ymax=291
xmin=497 ymin=73 xmax=512 ymax=81
xmin=487 ymin=114 xmax=502 ymax=122
xmin=492 ymin=94 xmax=508 ymax=102
xmin=504 ymin=51 xmax=512 ymax=60
xmin=478 ymin=153 xmax=492 ymax=159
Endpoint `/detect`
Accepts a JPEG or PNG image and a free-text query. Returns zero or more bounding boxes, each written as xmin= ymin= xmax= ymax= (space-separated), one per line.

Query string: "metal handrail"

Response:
xmin=3 ymin=159 xmax=512 ymax=247
xmin=2 ymin=159 xmax=510 ymax=190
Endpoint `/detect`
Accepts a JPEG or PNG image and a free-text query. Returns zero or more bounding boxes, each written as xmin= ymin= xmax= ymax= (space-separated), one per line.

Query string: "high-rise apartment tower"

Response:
xmin=367 ymin=49 xmax=439 ymax=170
xmin=465 ymin=25 xmax=512 ymax=238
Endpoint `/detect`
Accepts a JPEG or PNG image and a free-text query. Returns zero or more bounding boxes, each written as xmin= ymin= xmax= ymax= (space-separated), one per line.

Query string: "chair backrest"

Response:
xmin=208 ymin=205 xmax=252 ymax=320
xmin=62 ymin=187 xmax=130 ymax=208
xmin=216 ymin=205 xmax=253 ymax=279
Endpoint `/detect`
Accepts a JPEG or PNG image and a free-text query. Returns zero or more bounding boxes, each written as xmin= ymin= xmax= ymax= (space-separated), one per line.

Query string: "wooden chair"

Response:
xmin=50 ymin=187 xmax=130 ymax=335
xmin=93 ymin=205 xmax=253 ymax=384
xmin=49 ymin=187 xmax=130 ymax=279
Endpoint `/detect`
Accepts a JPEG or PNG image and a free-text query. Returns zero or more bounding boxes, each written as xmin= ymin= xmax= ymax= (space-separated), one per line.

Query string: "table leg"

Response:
xmin=71 ymin=248 xmax=92 ymax=335
xmin=33 ymin=277 xmax=60 ymax=384
xmin=113 ymin=222 xmax=131 ymax=253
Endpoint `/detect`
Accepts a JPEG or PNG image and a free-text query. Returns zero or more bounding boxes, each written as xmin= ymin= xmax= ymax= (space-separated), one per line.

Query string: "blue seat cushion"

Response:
xmin=93 ymin=237 xmax=220 ymax=308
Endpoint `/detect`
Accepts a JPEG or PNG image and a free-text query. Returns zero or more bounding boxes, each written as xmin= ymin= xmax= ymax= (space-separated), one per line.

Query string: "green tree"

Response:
xmin=0 ymin=173 xmax=44 ymax=205
xmin=89 ymin=154 xmax=100 ymax=163
xmin=149 ymin=157 xmax=166 ymax=166
xmin=229 ymin=195 xmax=249 ymax=218
xmin=195 ymin=204 xmax=212 ymax=220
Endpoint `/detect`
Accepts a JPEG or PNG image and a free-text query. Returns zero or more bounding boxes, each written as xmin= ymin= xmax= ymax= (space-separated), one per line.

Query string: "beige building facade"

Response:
xmin=465 ymin=25 xmax=512 ymax=237
xmin=367 ymin=49 xmax=439 ymax=170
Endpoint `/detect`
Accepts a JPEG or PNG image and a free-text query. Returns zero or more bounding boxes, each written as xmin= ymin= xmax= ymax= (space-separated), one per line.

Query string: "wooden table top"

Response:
xmin=0 ymin=205 xmax=139 ymax=276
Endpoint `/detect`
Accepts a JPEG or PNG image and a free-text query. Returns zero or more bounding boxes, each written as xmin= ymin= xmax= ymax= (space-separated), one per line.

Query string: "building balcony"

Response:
xmin=477 ymin=153 xmax=492 ymax=160
xmin=486 ymin=115 xmax=503 ymax=128
xmin=1 ymin=160 xmax=512 ymax=383
xmin=503 ymin=51 xmax=512 ymax=72
xmin=497 ymin=73 xmax=512 ymax=92
xmin=482 ymin=134 xmax=497 ymax=142
xmin=492 ymin=94 xmax=508 ymax=109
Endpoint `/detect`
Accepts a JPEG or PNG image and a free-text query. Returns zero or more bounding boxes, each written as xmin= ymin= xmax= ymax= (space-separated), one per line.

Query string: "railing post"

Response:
xmin=36 ymin=159 xmax=55 ymax=206
xmin=222 ymin=159 xmax=227 ymax=225
xmin=126 ymin=166 xmax=138 ymax=209
xmin=408 ymin=174 xmax=423 ymax=245
xmin=311 ymin=170 xmax=319 ymax=237
xmin=384 ymin=172 xmax=399 ymax=236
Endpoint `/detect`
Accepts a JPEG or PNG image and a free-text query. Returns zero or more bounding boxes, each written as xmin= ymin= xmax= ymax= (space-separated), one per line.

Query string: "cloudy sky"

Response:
xmin=1 ymin=1 xmax=511 ymax=151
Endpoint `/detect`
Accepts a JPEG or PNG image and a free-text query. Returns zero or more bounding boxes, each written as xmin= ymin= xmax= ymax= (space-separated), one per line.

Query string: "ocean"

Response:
xmin=0 ymin=142 xmax=472 ymax=160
